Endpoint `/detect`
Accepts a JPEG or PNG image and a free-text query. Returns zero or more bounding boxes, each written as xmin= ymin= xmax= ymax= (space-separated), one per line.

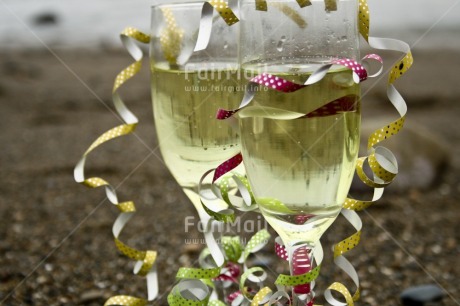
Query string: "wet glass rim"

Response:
xmin=152 ymin=1 xmax=205 ymax=10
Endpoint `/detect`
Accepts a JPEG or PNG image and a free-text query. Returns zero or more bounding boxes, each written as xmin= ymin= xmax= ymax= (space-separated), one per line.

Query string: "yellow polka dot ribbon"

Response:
xmin=105 ymin=295 xmax=147 ymax=306
xmin=331 ymin=1 xmax=412 ymax=305
xmin=157 ymin=1 xmax=241 ymax=64
xmin=358 ymin=0 xmax=370 ymax=41
xmin=240 ymin=267 xmax=266 ymax=299
xmin=256 ymin=0 xmax=345 ymax=11
xmin=209 ymin=0 xmax=239 ymax=26
xmin=194 ymin=0 xmax=239 ymax=54
xmin=271 ymin=2 xmax=308 ymax=28
xmin=324 ymin=0 xmax=338 ymax=11
xmin=344 ymin=0 xmax=412 ymax=231
xmin=74 ymin=27 xmax=157 ymax=306
xmin=250 ymin=287 xmax=272 ymax=306
xmin=159 ymin=7 xmax=184 ymax=65
xmin=255 ymin=0 xmax=268 ymax=11
xmin=297 ymin=0 xmax=312 ymax=8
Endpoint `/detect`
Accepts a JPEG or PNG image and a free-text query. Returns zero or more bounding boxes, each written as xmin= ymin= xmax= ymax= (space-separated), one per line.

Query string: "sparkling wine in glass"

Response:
xmin=238 ymin=0 xmax=360 ymax=303
xmin=150 ymin=2 xmax=243 ymax=263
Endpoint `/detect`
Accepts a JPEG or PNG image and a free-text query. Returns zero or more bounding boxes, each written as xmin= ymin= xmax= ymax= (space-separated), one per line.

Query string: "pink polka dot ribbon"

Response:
xmin=227 ymin=262 xmax=240 ymax=278
xmin=214 ymin=262 xmax=240 ymax=283
xmin=275 ymin=239 xmax=314 ymax=301
xmin=275 ymin=241 xmax=289 ymax=261
xmin=212 ymin=153 xmax=243 ymax=183
xmin=302 ymin=95 xmax=358 ymax=119
xmin=227 ymin=291 xmax=242 ymax=304
xmin=292 ymin=247 xmax=312 ymax=295
xmin=214 ymin=274 xmax=238 ymax=283
xmin=294 ymin=214 xmax=315 ymax=224
xmin=216 ymin=55 xmax=381 ymax=121
xmin=332 ymin=58 xmax=367 ymax=82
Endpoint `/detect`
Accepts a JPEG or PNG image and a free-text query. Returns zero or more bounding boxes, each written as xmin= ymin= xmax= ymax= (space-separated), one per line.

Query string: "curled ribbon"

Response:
xmin=74 ymin=28 xmax=157 ymax=306
xmin=75 ymin=0 xmax=411 ymax=304
xmin=216 ymin=56 xmax=379 ymax=121
xmin=167 ymin=230 xmax=271 ymax=306
xmin=202 ymin=54 xmax=381 ymax=305
xmin=255 ymin=0 xmax=338 ymax=11
xmin=193 ymin=0 xmax=239 ymax=52
xmin=329 ymin=0 xmax=412 ymax=304
xmin=159 ymin=0 xmax=239 ymax=65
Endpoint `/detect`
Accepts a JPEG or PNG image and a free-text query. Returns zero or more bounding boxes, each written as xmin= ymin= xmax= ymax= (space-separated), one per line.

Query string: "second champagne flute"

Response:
xmin=150 ymin=2 xmax=242 ymax=262
xmin=238 ymin=0 xmax=361 ymax=304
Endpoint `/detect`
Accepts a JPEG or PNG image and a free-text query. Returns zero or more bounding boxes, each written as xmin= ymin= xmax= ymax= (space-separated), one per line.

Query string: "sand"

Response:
xmin=0 ymin=48 xmax=459 ymax=305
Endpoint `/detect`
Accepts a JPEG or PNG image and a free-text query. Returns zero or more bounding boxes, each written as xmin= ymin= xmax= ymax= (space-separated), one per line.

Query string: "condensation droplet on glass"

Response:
xmin=277 ymin=36 xmax=287 ymax=52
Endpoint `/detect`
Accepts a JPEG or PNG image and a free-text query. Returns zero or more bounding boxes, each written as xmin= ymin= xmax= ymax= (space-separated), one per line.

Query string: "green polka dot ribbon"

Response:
xmin=199 ymin=172 xmax=258 ymax=223
xmin=201 ymin=199 xmax=236 ymax=223
xmin=167 ymin=294 xmax=209 ymax=306
xmin=241 ymin=229 xmax=271 ymax=262
xmin=216 ymin=173 xmax=256 ymax=210
xmin=167 ymin=279 xmax=214 ymax=306
xmin=171 ymin=230 xmax=270 ymax=306
xmin=167 ymin=282 xmax=211 ymax=306
xmin=221 ymin=236 xmax=243 ymax=263
xmin=176 ymin=267 xmax=221 ymax=280
xmin=275 ymin=265 xmax=321 ymax=287
xmin=255 ymin=198 xmax=294 ymax=214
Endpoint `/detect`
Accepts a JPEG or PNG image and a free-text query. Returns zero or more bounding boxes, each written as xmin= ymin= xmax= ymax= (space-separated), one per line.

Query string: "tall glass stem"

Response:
xmin=288 ymin=242 xmax=314 ymax=306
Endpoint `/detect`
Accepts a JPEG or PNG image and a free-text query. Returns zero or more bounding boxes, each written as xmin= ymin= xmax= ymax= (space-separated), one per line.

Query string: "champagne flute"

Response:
xmin=238 ymin=0 xmax=360 ymax=303
xmin=150 ymin=3 xmax=242 ymax=264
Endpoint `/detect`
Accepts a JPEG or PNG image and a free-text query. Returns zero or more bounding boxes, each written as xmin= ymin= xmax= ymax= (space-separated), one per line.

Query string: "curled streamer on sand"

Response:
xmin=334 ymin=1 xmax=412 ymax=304
xmin=74 ymin=27 xmax=157 ymax=306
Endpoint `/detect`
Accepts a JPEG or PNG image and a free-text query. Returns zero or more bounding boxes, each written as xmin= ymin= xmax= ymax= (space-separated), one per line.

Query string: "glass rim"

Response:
xmin=151 ymin=1 xmax=206 ymax=10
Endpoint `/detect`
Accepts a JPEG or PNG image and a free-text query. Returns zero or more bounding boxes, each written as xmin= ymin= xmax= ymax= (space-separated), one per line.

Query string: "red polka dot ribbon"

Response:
xmin=216 ymin=55 xmax=381 ymax=121
xmin=292 ymin=247 xmax=312 ymax=295
xmin=212 ymin=153 xmax=243 ymax=183
xmin=227 ymin=291 xmax=242 ymax=304
xmin=274 ymin=239 xmax=313 ymax=296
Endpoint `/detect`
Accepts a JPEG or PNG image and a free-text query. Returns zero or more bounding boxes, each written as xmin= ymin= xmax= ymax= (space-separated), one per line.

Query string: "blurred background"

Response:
xmin=0 ymin=0 xmax=459 ymax=305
